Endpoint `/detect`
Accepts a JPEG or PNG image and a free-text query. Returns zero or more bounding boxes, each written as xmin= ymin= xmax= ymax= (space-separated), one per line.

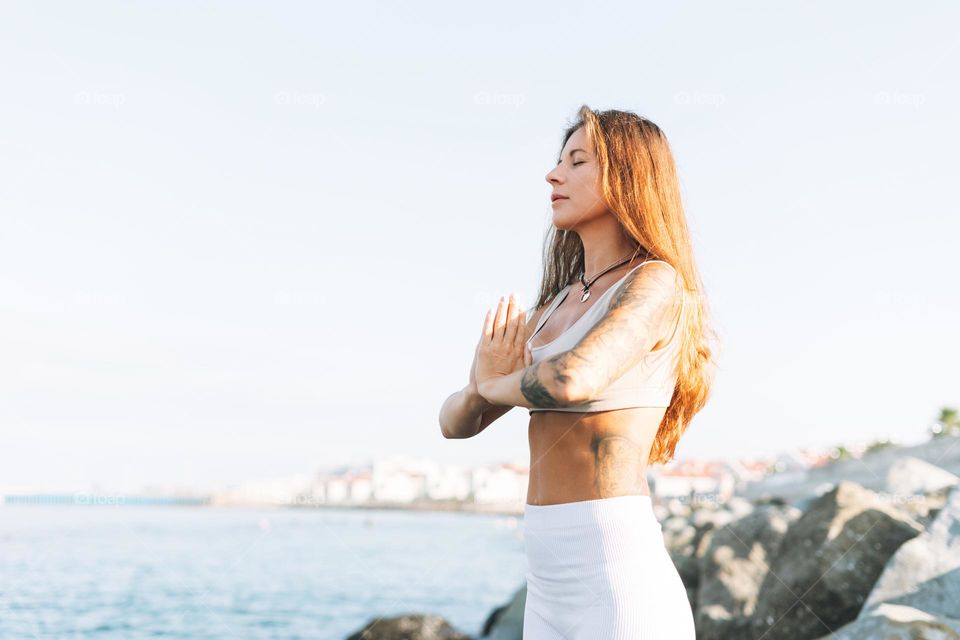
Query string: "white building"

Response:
xmin=372 ymin=468 xmax=426 ymax=503
xmin=426 ymin=464 xmax=472 ymax=501
xmin=472 ymin=463 xmax=528 ymax=504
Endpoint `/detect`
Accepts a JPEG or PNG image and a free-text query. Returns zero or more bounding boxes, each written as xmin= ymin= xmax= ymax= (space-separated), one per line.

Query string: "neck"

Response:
xmin=577 ymin=219 xmax=642 ymax=278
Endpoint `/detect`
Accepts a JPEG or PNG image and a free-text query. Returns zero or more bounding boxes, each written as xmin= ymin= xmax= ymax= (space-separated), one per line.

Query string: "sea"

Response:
xmin=0 ymin=504 xmax=527 ymax=639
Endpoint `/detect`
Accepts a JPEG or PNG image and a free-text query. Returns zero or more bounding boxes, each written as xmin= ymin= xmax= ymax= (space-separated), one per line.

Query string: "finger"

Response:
xmin=510 ymin=304 xmax=527 ymax=349
xmin=482 ymin=308 xmax=494 ymax=341
xmin=504 ymin=293 xmax=520 ymax=343
xmin=493 ymin=295 xmax=508 ymax=340
xmin=511 ymin=305 xmax=526 ymax=351
xmin=524 ymin=344 xmax=532 ymax=367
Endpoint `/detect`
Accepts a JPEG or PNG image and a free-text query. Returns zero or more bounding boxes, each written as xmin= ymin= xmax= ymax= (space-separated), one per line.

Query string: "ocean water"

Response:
xmin=0 ymin=505 xmax=527 ymax=639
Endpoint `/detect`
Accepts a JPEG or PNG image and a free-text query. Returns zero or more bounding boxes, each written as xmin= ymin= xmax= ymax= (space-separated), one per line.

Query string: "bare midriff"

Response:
xmin=526 ymin=407 xmax=666 ymax=506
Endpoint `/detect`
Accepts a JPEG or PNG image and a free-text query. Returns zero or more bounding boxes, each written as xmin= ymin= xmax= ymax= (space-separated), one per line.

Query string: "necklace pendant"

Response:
xmin=579 ymin=288 xmax=591 ymax=302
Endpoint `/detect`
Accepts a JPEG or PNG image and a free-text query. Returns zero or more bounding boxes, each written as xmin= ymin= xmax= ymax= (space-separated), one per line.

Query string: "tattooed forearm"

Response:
xmin=560 ymin=263 xmax=680 ymax=403
xmin=521 ymin=262 xmax=681 ymax=410
xmin=520 ymin=360 xmax=567 ymax=408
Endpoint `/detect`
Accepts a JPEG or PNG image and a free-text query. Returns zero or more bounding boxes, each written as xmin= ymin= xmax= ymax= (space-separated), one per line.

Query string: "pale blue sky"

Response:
xmin=1 ymin=2 xmax=957 ymax=491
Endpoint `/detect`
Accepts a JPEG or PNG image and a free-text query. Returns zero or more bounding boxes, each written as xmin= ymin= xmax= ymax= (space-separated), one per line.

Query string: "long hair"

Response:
xmin=534 ymin=105 xmax=721 ymax=465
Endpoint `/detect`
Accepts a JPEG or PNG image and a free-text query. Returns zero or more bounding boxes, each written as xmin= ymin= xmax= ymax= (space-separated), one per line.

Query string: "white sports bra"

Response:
xmin=526 ymin=259 xmax=684 ymax=414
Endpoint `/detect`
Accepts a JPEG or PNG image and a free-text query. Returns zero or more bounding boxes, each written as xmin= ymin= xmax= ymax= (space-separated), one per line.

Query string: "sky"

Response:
xmin=1 ymin=1 xmax=957 ymax=492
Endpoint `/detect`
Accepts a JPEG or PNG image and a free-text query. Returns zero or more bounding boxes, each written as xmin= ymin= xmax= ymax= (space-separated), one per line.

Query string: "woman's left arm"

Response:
xmin=478 ymin=262 xmax=680 ymax=409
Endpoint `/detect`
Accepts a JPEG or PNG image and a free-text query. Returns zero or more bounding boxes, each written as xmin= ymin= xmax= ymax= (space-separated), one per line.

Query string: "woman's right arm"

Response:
xmin=439 ymin=301 xmax=545 ymax=439
xmin=439 ymin=385 xmax=512 ymax=439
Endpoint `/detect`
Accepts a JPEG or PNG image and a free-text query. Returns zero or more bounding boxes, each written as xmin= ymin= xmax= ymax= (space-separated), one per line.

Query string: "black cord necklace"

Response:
xmin=577 ymin=250 xmax=640 ymax=303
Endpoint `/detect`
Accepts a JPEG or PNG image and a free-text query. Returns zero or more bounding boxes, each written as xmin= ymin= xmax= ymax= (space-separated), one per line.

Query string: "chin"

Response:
xmin=552 ymin=210 xmax=580 ymax=230
xmin=553 ymin=211 xmax=591 ymax=231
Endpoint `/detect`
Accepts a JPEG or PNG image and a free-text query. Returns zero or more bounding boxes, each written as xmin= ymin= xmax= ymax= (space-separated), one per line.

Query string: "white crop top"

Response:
xmin=526 ymin=259 xmax=684 ymax=414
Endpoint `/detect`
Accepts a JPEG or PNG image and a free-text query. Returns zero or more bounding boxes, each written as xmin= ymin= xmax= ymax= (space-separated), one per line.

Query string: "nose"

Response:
xmin=545 ymin=166 xmax=562 ymax=186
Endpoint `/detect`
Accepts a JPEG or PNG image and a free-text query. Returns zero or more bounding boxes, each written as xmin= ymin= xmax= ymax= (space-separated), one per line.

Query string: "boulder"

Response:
xmin=479 ymin=583 xmax=525 ymax=639
xmin=886 ymin=456 xmax=959 ymax=497
xmin=664 ymin=497 xmax=693 ymax=519
xmin=690 ymin=505 xmax=737 ymax=531
xmin=725 ymin=496 xmax=755 ymax=520
xmin=662 ymin=515 xmax=705 ymax=610
xmin=860 ymin=484 xmax=960 ymax=620
xmin=741 ymin=434 xmax=960 ymax=504
xmin=811 ymin=603 xmax=960 ymax=639
xmin=661 ymin=498 xmax=763 ymax=614
xmin=695 ymin=504 xmax=801 ymax=640
xmin=345 ymin=614 xmax=471 ymax=640
xmin=750 ymin=481 xmax=924 ymax=640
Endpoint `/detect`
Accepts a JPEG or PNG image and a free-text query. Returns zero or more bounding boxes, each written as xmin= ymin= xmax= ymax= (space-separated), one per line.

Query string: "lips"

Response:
xmin=551 ymin=194 xmax=568 ymax=202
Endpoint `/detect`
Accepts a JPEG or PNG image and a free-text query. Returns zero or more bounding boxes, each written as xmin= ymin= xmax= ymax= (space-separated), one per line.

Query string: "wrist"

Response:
xmin=477 ymin=377 xmax=502 ymax=405
xmin=464 ymin=383 xmax=492 ymax=411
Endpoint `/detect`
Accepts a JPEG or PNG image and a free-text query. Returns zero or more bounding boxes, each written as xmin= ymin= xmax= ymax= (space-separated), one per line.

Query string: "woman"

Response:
xmin=439 ymin=105 xmax=718 ymax=638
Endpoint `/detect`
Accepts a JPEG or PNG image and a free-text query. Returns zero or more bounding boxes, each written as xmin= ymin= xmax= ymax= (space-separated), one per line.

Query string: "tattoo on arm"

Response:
xmin=555 ymin=263 xmax=680 ymax=404
xmin=520 ymin=361 xmax=565 ymax=408
xmin=519 ymin=295 xmax=579 ymax=408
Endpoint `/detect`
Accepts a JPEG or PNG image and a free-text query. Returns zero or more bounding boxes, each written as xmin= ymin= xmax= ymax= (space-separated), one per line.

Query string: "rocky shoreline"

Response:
xmin=344 ymin=436 xmax=960 ymax=639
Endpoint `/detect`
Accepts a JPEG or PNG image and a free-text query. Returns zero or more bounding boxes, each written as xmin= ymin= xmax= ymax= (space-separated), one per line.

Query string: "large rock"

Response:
xmin=662 ymin=502 xmax=743 ymax=606
xmin=880 ymin=482 xmax=958 ymax=531
xmin=886 ymin=456 xmax=959 ymax=497
xmin=725 ymin=495 xmax=756 ymax=520
xmin=811 ymin=603 xmax=960 ymax=639
xmin=695 ymin=504 xmax=801 ymax=640
xmin=690 ymin=505 xmax=738 ymax=531
xmin=750 ymin=481 xmax=925 ymax=640
xmin=860 ymin=484 xmax=960 ymax=620
xmin=662 ymin=514 xmax=703 ymax=605
xmin=741 ymin=435 xmax=960 ymax=504
xmin=345 ymin=614 xmax=471 ymax=640
xmin=479 ymin=584 xmax=525 ymax=639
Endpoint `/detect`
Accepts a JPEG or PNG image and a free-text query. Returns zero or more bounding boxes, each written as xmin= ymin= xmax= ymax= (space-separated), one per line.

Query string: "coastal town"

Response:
xmin=0 ymin=440 xmax=885 ymax=513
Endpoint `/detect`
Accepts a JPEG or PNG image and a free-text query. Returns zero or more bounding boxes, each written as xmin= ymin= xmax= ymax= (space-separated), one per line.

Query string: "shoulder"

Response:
xmin=611 ymin=260 xmax=680 ymax=308
xmin=604 ymin=261 xmax=681 ymax=342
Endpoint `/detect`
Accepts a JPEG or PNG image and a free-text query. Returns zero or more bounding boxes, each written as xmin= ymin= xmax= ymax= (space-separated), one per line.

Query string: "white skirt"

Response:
xmin=522 ymin=495 xmax=696 ymax=639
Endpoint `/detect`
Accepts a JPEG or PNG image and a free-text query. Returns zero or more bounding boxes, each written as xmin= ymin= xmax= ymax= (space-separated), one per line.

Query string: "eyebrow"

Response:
xmin=557 ymin=148 xmax=587 ymax=164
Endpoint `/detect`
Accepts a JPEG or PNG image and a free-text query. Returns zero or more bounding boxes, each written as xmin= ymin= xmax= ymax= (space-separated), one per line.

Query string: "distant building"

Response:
xmin=425 ymin=464 xmax=471 ymax=501
xmin=472 ymin=463 xmax=528 ymax=505
xmin=652 ymin=459 xmax=735 ymax=503
xmin=372 ymin=467 xmax=425 ymax=503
